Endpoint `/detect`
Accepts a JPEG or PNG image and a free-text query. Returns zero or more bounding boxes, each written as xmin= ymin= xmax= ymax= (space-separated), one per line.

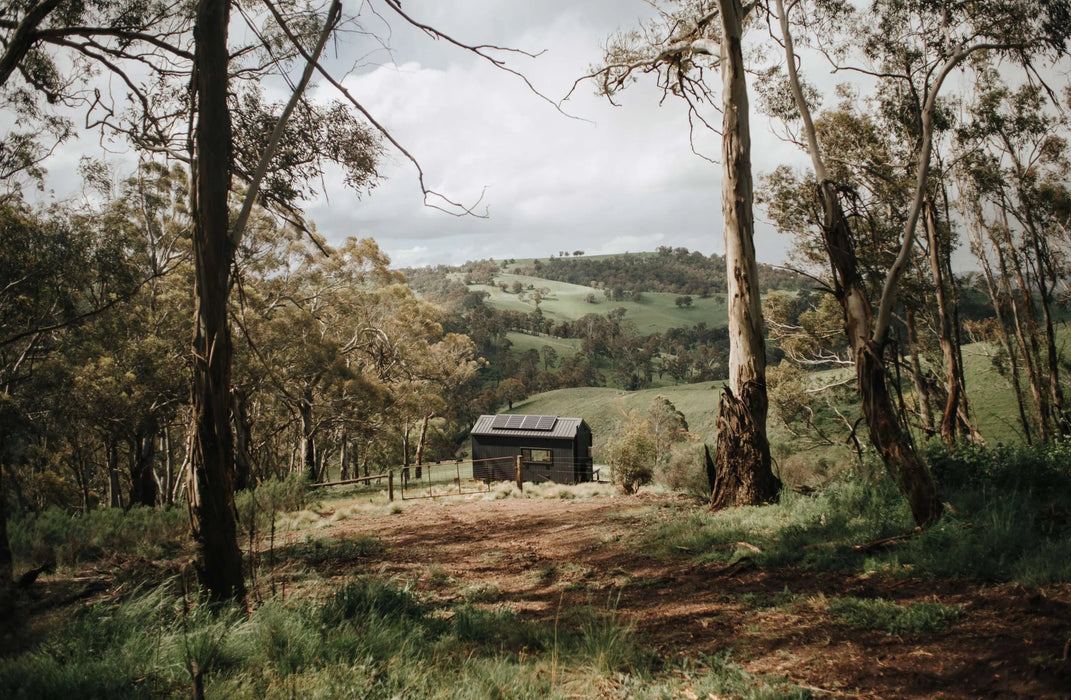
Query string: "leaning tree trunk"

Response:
xmin=820 ymin=183 xmax=941 ymax=526
xmin=776 ymin=0 xmax=940 ymax=527
xmin=709 ymin=0 xmax=780 ymax=509
xmin=189 ymin=0 xmax=245 ymax=604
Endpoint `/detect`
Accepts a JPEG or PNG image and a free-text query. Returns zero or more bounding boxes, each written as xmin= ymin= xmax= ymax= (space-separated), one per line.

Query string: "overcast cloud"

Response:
xmin=13 ymin=1 xmax=805 ymax=270
xmin=303 ymin=0 xmax=799 ymax=269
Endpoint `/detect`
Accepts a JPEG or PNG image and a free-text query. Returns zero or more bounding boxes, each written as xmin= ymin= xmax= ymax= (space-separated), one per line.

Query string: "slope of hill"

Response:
xmin=481 ymin=273 xmax=729 ymax=335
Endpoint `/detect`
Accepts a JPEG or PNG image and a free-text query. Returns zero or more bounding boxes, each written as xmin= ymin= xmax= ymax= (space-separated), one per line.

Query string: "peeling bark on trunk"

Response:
xmin=709 ymin=0 xmax=780 ymax=508
xmin=857 ymin=342 xmax=941 ymax=526
xmin=924 ymin=200 xmax=973 ymax=445
xmin=189 ymin=0 xmax=245 ymax=604
xmin=904 ymin=308 xmax=935 ymax=436
xmin=998 ymin=222 xmax=1051 ymax=440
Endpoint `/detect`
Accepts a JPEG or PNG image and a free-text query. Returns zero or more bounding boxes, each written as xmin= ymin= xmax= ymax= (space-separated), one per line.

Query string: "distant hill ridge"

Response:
xmin=508 ymin=247 xmax=805 ymax=297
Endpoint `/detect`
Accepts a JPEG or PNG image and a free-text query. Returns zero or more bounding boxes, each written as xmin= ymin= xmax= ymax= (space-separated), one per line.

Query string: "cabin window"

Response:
xmin=522 ymin=448 xmax=552 ymax=463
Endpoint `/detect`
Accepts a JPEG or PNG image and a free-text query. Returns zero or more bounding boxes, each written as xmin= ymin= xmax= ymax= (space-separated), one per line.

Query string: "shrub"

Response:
xmin=234 ymin=473 xmax=316 ymax=535
xmin=603 ymin=422 xmax=656 ymax=495
xmin=654 ymin=442 xmax=710 ymax=499
xmin=8 ymin=505 xmax=188 ymax=569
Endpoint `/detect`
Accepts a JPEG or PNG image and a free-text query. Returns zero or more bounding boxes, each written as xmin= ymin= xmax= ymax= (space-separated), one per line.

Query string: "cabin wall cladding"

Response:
xmin=470 ymin=414 xmax=593 ymax=485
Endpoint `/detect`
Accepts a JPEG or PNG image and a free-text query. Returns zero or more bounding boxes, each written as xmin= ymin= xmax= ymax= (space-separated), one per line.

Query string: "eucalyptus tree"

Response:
xmin=2 ymin=0 xmax=548 ymax=600
xmin=956 ymin=73 xmax=1071 ymax=441
xmin=577 ymin=0 xmax=780 ymax=507
xmin=770 ymin=0 xmax=1069 ymax=525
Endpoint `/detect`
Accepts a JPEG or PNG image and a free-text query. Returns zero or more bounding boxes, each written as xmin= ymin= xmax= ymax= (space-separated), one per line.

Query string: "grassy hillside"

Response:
xmin=505 ymin=337 xmax=1032 ymax=489
xmin=479 ymin=273 xmax=728 ymax=335
xmin=504 ymin=331 xmax=582 ymax=360
xmin=959 ymin=343 xmax=1025 ymax=445
xmin=511 ymin=382 xmax=724 ymax=447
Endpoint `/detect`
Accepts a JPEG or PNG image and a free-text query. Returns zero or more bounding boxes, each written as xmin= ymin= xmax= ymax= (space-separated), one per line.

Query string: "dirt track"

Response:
xmin=311 ymin=492 xmax=1071 ymax=699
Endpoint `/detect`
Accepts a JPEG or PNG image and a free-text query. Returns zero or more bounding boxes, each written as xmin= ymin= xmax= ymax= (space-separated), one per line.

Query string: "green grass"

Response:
xmin=827 ymin=597 xmax=965 ymax=635
xmin=8 ymin=504 xmax=189 ymax=571
xmin=511 ymin=383 xmax=725 ymax=446
xmin=639 ymin=441 xmax=1071 ymax=585
xmin=479 ymin=273 xmax=729 ymax=335
xmin=508 ymin=382 xmax=856 ymax=489
xmin=0 ymin=577 xmax=806 ymax=699
xmin=504 ymin=331 xmax=581 ymax=362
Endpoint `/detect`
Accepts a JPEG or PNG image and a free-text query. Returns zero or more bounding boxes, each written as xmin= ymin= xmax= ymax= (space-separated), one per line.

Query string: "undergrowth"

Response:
xmin=826 ymin=596 xmax=964 ymax=635
xmin=645 ymin=441 xmax=1071 ymax=585
xmin=8 ymin=505 xmax=188 ymax=570
xmin=0 ymin=577 xmax=806 ymax=699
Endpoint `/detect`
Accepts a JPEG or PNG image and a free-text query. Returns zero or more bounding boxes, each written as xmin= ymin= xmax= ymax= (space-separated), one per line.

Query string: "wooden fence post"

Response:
xmin=388 ymin=469 xmax=394 ymax=502
xmin=515 ymin=455 xmax=523 ymax=492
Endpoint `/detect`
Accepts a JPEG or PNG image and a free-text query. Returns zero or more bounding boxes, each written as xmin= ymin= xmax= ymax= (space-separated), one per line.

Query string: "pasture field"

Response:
xmin=480 ymin=272 xmax=728 ymax=335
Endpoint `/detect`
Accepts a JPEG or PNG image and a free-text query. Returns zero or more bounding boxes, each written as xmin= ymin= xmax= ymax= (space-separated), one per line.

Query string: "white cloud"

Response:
xmin=301 ymin=0 xmax=789 ymax=268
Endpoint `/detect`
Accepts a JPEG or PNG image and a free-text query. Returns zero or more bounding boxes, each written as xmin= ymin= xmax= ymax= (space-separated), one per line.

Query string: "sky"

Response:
xmin=298 ymin=0 xmax=802 ymax=269
xmin=18 ymin=1 xmax=809 ymax=270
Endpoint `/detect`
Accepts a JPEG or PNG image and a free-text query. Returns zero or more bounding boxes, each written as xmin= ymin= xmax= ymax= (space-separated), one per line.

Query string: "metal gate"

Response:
xmin=398 ymin=458 xmax=508 ymax=500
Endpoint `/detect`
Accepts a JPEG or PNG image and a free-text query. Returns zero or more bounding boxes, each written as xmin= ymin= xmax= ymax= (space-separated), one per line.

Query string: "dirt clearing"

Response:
xmin=304 ymin=491 xmax=1071 ymax=699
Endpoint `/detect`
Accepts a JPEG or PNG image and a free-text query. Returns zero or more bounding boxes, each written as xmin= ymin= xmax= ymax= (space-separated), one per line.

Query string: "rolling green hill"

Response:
xmin=480 ymin=273 xmax=728 ymax=335
xmin=503 ymin=338 xmax=1027 ymax=485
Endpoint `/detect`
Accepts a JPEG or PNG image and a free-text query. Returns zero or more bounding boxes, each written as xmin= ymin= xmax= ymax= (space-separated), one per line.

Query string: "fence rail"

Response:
xmin=399 ymin=459 xmax=495 ymax=501
xmin=307 ymin=457 xmax=605 ymax=502
xmin=308 ymin=475 xmax=396 ymax=500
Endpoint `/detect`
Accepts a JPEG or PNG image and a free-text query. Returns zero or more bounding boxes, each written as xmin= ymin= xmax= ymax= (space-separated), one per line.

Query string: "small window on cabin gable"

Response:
xmin=522 ymin=448 xmax=552 ymax=463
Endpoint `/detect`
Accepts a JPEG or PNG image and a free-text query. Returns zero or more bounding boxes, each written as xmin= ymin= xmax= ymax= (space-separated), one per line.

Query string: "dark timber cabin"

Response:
xmin=470 ymin=414 xmax=593 ymax=484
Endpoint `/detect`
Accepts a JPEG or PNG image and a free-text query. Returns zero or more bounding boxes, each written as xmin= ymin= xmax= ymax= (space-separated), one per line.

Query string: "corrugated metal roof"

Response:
xmin=471 ymin=414 xmax=584 ymax=440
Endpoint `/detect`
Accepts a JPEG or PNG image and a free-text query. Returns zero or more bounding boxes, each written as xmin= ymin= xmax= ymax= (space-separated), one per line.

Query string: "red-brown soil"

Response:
xmin=309 ymin=492 xmax=1071 ymax=699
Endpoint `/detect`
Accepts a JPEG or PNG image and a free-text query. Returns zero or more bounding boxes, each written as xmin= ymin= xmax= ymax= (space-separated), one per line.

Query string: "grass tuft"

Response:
xmin=827 ymin=596 xmax=965 ymax=635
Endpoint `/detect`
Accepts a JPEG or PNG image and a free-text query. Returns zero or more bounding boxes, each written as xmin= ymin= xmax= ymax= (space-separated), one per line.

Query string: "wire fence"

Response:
xmin=399 ymin=459 xmax=492 ymax=500
xmin=309 ymin=458 xmax=606 ymax=501
xmin=400 ymin=457 xmax=600 ymax=500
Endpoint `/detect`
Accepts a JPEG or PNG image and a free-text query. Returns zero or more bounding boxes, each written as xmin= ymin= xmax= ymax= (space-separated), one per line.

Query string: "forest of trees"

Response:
xmin=0 ymin=164 xmax=485 ymax=507
xmin=512 ymin=247 xmax=805 ymax=297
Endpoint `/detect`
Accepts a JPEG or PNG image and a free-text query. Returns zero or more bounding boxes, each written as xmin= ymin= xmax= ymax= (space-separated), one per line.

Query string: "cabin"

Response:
xmin=470 ymin=414 xmax=594 ymax=485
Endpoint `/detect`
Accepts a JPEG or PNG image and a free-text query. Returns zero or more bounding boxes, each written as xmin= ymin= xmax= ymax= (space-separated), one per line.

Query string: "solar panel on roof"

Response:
xmin=535 ymin=415 xmax=557 ymax=430
xmin=489 ymin=414 xmax=560 ymax=431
